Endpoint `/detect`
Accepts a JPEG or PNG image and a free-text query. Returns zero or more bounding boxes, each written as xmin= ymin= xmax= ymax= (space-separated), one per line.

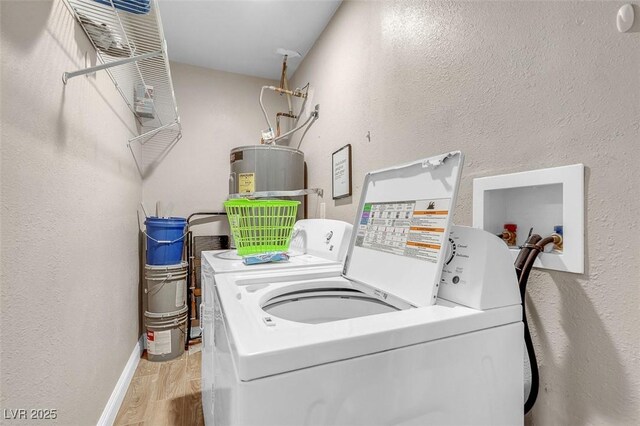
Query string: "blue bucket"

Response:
xmin=145 ymin=217 xmax=187 ymax=265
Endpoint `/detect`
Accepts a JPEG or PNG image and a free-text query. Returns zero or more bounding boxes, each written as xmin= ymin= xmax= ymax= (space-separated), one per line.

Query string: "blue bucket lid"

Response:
xmin=145 ymin=216 xmax=187 ymax=226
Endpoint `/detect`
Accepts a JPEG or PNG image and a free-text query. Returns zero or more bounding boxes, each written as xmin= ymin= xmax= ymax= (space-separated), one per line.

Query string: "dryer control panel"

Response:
xmin=439 ymin=225 xmax=520 ymax=310
xmin=290 ymin=219 xmax=353 ymax=262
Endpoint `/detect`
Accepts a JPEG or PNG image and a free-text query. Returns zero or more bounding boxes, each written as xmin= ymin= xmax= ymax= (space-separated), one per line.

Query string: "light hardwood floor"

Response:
xmin=115 ymin=344 xmax=204 ymax=426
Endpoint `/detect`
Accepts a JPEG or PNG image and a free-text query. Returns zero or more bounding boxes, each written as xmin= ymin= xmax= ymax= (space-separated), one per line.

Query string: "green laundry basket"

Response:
xmin=224 ymin=199 xmax=300 ymax=256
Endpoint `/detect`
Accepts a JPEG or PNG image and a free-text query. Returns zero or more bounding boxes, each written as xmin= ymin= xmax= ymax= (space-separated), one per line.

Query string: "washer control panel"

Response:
xmin=441 ymin=232 xmax=470 ymax=288
xmin=438 ymin=225 xmax=520 ymax=310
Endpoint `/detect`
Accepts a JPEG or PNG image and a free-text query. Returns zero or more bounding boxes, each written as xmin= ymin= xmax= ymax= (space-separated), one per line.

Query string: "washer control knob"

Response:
xmin=444 ymin=237 xmax=456 ymax=265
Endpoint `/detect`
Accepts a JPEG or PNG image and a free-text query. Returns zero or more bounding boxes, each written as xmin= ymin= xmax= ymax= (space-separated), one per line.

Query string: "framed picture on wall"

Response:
xmin=332 ymin=144 xmax=352 ymax=199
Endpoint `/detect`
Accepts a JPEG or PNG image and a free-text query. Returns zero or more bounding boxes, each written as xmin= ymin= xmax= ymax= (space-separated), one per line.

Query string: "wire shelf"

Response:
xmin=63 ymin=0 xmax=181 ymax=176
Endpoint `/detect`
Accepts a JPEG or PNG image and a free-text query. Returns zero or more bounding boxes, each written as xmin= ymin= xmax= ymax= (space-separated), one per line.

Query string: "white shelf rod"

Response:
xmin=62 ymin=50 xmax=163 ymax=84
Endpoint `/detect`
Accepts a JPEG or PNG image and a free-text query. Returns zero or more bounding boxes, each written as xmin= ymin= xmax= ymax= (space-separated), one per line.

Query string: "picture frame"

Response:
xmin=332 ymin=144 xmax=352 ymax=199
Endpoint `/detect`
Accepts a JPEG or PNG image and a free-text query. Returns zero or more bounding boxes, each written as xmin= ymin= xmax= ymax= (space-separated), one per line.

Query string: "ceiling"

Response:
xmin=157 ymin=0 xmax=342 ymax=80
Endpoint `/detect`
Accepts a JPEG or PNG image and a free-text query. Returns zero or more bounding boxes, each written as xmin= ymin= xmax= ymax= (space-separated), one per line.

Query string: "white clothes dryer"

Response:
xmin=201 ymin=218 xmax=353 ymax=276
xmin=200 ymin=219 xmax=353 ymax=419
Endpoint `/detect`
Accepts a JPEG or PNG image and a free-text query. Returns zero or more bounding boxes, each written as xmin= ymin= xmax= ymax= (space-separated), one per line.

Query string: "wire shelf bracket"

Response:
xmin=62 ymin=0 xmax=181 ymax=177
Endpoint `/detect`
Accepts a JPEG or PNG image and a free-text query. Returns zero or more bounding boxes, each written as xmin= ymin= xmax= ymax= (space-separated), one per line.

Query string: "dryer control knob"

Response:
xmin=325 ymin=231 xmax=334 ymax=243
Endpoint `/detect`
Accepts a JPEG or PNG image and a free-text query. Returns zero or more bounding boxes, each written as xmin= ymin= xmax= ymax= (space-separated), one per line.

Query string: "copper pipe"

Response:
xmin=283 ymin=74 xmax=293 ymax=115
xmin=276 ymin=112 xmax=297 ymax=137
xmin=273 ymin=87 xmax=307 ymax=98
xmin=279 ymin=55 xmax=288 ymax=90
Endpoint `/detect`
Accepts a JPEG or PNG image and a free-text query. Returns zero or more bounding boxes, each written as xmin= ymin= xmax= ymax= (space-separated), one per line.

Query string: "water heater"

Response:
xmin=229 ymin=145 xmax=305 ymax=219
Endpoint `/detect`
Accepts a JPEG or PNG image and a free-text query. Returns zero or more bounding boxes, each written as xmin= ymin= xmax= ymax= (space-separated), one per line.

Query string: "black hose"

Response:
xmin=518 ymin=244 xmax=542 ymax=414
xmin=515 ymin=235 xmax=541 ymax=282
xmin=523 ymin=316 xmax=539 ymax=414
xmin=187 ymin=211 xmax=227 ymax=223
xmin=516 ymin=233 xmax=556 ymax=414
xmin=185 ymin=229 xmax=193 ymax=350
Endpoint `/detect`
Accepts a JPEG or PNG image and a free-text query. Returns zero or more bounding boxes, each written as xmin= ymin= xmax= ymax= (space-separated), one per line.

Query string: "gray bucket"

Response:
xmin=145 ymin=262 xmax=187 ymax=314
xmin=145 ymin=306 xmax=188 ymax=362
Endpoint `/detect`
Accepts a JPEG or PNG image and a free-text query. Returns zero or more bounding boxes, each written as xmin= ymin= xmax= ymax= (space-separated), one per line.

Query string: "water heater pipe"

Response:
xmin=296 ymin=105 xmax=320 ymax=149
xmin=259 ymin=86 xmax=277 ymax=138
xmin=260 ymin=85 xmax=311 ymax=144
xmin=279 ymin=55 xmax=288 ymax=91
xmin=276 ymin=112 xmax=297 ymax=137
xmin=272 ymin=107 xmax=318 ymax=144
xmin=283 ymin=76 xmax=293 ymax=115
xmin=259 ymin=54 xmax=311 ymax=144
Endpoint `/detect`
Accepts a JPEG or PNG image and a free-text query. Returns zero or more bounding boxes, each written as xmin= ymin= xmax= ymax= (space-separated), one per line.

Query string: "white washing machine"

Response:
xmin=204 ymin=152 xmax=524 ymax=425
xmin=200 ymin=219 xmax=353 ymax=419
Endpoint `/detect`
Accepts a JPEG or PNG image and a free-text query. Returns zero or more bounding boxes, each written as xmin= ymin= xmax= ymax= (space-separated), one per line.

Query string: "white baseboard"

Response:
xmin=97 ymin=335 xmax=144 ymax=426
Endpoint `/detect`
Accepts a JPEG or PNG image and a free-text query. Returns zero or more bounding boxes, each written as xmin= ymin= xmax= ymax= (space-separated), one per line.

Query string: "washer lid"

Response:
xmin=343 ymin=151 xmax=464 ymax=307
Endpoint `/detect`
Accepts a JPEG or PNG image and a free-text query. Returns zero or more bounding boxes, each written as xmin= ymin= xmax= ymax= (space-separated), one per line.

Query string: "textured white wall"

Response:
xmin=1 ymin=1 xmax=141 ymax=423
xmin=290 ymin=1 xmax=640 ymax=424
xmin=142 ymin=62 xmax=285 ymax=235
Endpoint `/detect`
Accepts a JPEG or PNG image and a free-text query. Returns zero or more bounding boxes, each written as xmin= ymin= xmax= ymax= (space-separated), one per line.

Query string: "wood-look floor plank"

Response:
xmin=186 ymin=351 xmax=201 ymax=381
xmin=136 ymin=355 xmax=161 ymax=377
xmin=145 ymin=398 xmax=185 ymax=426
xmin=116 ymin=346 xmax=204 ymax=426
xmin=156 ymin=357 xmax=187 ymax=401
xmin=166 ymin=351 xmax=188 ymax=365
xmin=114 ymin=375 xmax=157 ymax=425
xmin=183 ymin=379 xmax=204 ymax=426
